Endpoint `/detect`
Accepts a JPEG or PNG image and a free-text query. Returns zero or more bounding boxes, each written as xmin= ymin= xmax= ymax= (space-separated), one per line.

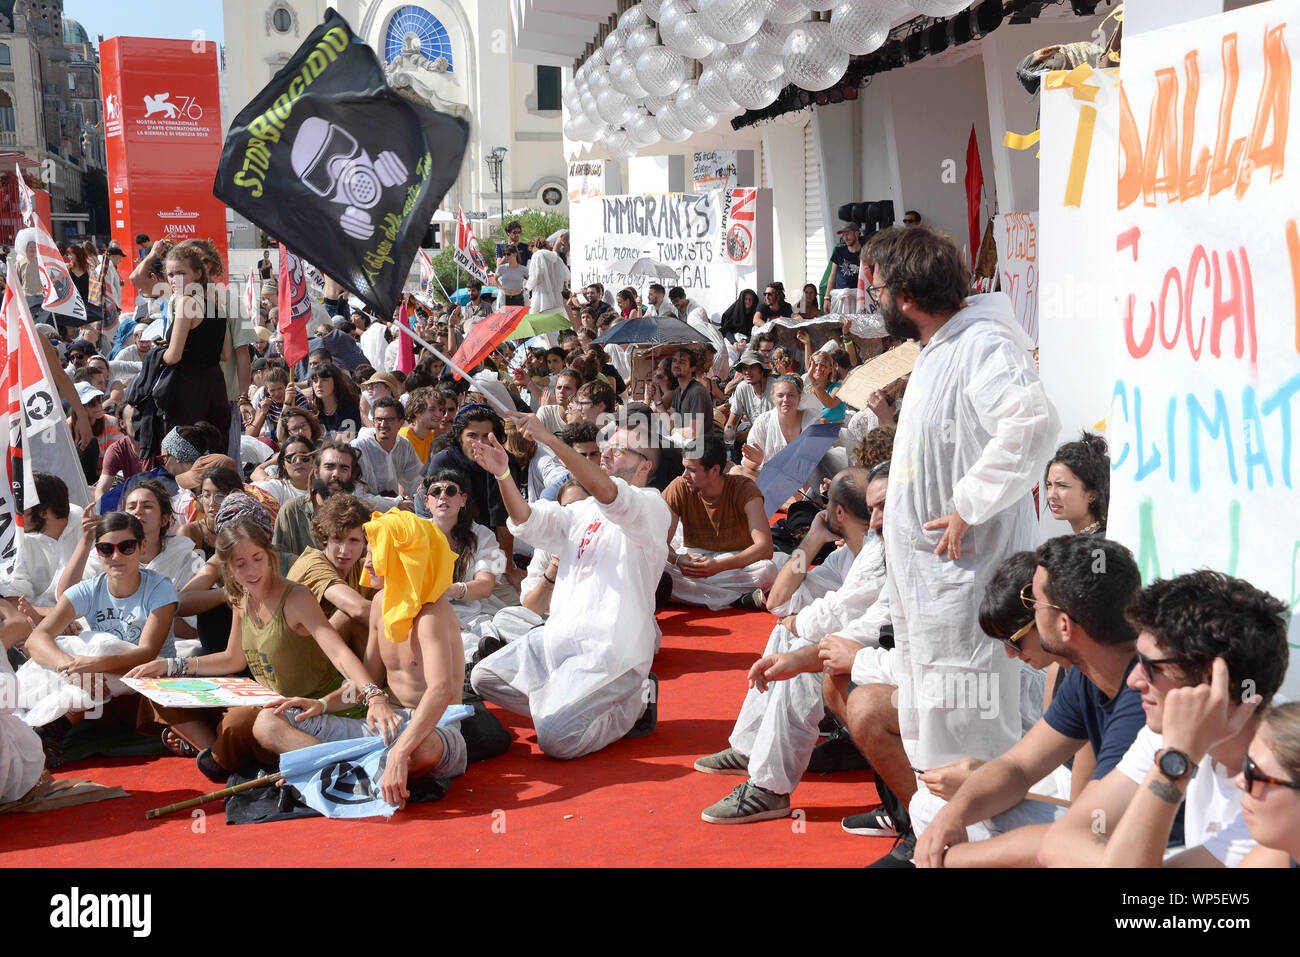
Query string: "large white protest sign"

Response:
xmin=570 ymin=192 xmax=742 ymax=313
xmin=1107 ymin=3 xmax=1300 ymax=692
xmin=692 ymin=149 xmax=738 ymax=193
xmin=993 ymin=212 xmax=1040 ymax=344
xmin=1037 ymin=67 xmax=1121 ymax=541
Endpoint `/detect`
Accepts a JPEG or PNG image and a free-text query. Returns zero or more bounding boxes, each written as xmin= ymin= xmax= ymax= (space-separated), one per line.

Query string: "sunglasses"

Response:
xmin=1242 ymin=754 xmax=1300 ymax=796
xmin=426 ymin=483 xmax=462 ymax=498
xmin=284 ymin=452 xmax=316 ymax=465
xmin=1020 ymin=582 xmax=1068 ymax=617
xmin=903 ymin=217 xmax=920 ymax=225
xmin=1135 ymin=648 xmax=1181 ymax=682
xmin=603 ymin=444 xmax=649 ymax=462
xmin=996 ymin=619 xmax=1034 ymax=654
xmin=95 ymin=539 xmax=140 ymax=557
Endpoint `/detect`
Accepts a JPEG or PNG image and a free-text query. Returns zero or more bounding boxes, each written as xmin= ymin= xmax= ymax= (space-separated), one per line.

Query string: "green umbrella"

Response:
xmin=505 ymin=311 xmax=573 ymax=341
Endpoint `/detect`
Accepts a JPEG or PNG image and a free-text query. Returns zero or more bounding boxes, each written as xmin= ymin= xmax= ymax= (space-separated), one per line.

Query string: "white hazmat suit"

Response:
xmin=883 ymin=293 xmax=1058 ymax=773
xmin=470 ymin=478 xmax=670 ymax=759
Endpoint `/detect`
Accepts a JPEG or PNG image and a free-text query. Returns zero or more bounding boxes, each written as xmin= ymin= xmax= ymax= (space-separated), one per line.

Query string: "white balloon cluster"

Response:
xmin=566 ymin=0 xmax=937 ymax=157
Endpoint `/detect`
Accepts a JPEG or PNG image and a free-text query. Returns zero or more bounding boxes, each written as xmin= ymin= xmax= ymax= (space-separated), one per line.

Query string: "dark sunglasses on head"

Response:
xmin=1242 ymin=753 xmax=1300 ymax=795
xmin=95 ymin=540 xmax=140 ymax=557
xmin=426 ymin=483 xmax=462 ymax=498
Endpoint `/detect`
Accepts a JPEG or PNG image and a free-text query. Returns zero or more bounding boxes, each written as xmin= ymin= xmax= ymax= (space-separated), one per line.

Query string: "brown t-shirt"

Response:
xmin=288 ymin=548 xmax=373 ymax=620
xmin=663 ymin=474 xmax=762 ymax=552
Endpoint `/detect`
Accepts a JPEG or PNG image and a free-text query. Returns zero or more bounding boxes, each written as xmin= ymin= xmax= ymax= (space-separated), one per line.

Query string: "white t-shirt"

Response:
xmin=1116 ymin=725 xmax=1256 ymax=866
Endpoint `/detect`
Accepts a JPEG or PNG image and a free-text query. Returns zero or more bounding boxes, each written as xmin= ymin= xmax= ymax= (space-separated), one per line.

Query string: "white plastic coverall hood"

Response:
xmin=882 ymin=292 xmax=1059 ymax=771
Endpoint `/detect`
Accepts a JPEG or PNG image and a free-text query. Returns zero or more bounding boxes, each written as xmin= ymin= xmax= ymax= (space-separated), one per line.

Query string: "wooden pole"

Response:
xmin=144 ymin=771 xmax=284 ymax=820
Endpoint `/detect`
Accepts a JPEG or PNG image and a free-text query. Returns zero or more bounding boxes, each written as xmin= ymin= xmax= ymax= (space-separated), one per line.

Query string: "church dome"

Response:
xmin=62 ymin=17 xmax=90 ymax=46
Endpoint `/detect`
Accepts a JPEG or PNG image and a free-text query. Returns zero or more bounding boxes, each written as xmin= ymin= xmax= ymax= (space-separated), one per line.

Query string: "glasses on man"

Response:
xmin=426 ymin=483 xmax=462 ymax=498
xmin=1020 ymin=582 xmax=1068 ymax=616
xmin=865 ymin=284 xmax=887 ymax=305
xmin=95 ymin=540 xmax=140 ymax=557
xmin=1135 ymin=648 xmax=1182 ymax=682
xmin=373 ymin=416 xmax=399 ymax=427
xmin=603 ymin=444 xmax=649 ymax=462
xmin=69 ymin=353 xmax=88 ymax=364
xmin=1242 ymin=754 xmax=1300 ymax=796
xmin=764 ymin=291 xmax=776 ymax=298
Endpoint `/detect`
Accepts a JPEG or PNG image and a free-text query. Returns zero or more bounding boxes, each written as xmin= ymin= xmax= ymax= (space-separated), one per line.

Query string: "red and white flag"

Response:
xmin=14 ymin=164 xmax=36 ymax=229
xmin=0 ymin=259 xmax=87 ymax=569
xmin=453 ymin=208 xmax=489 ymax=285
xmin=417 ymin=248 xmax=435 ymax=292
xmin=244 ymin=264 xmax=259 ymax=321
xmin=278 ymin=245 xmax=312 ymax=367
xmin=16 ymin=224 xmax=87 ymax=323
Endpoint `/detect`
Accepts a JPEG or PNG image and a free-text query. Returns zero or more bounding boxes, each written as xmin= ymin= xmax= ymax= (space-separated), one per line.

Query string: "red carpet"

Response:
xmin=0 ymin=605 xmax=889 ymax=867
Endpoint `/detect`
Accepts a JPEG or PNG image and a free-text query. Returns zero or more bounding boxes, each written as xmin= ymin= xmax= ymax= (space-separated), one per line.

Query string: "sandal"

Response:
xmin=162 ymin=729 xmax=198 ymax=758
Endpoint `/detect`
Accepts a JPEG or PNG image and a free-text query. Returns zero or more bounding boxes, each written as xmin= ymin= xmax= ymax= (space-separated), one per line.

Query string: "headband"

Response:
xmin=453 ymin=403 xmax=497 ymax=426
xmin=214 ymin=492 xmax=274 ymax=539
xmin=161 ymin=428 xmax=200 ymax=463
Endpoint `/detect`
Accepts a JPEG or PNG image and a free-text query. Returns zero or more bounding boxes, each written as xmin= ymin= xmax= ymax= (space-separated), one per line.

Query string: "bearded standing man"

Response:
xmin=863 ymin=226 xmax=1059 ymax=853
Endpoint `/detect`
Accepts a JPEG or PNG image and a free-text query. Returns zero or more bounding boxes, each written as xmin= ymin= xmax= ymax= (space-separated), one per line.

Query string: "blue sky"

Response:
xmin=63 ymin=0 xmax=225 ymax=47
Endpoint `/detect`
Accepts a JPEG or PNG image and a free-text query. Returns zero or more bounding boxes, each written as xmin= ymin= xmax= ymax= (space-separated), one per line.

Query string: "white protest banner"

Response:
xmin=723 ymin=187 xmax=758 ymax=268
xmin=122 ymin=676 xmax=282 ymax=709
xmin=570 ymin=192 xmax=733 ymax=312
xmin=1108 ymin=3 xmax=1300 ymax=692
xmin=567 ymin=160 xmax=606 ymax=202
xmin=1037 ymin=65 xmax=1121 ymax=541
xmin=454 ymin=207 xmax=489 ymax=285
xmin=693 ymin=149 xmax=738 ymax=193
xmin=993 ymin=212 xmax=1040 ymax=344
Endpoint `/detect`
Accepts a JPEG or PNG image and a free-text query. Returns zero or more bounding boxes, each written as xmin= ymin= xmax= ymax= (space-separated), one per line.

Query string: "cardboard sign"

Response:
xmin=836 ymin=340 xmax=921 ymax=411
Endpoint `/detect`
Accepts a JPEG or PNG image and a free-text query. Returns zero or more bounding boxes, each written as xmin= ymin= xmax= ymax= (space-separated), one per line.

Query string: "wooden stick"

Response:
xmin=145 ymin=771 xmax=284 ymax=820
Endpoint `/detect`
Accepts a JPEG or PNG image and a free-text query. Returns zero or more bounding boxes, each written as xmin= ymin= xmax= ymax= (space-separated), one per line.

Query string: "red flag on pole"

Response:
xmin=964 ymin=125 xmax=984 ymax=267
xmin=277 ymin=245 xmax=311 ymax=367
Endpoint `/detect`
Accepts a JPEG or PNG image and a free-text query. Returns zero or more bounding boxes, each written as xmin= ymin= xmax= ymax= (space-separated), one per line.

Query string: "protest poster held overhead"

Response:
xmin=214 ymin=9 xmax=469 ymax=320
xmin=454 ymin=207 xmax=490 ymax=285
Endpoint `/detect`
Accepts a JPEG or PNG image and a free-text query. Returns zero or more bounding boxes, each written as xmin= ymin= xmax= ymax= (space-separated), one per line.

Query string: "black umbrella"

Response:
xmin=593 ymin=314 xmax=711 ymax=348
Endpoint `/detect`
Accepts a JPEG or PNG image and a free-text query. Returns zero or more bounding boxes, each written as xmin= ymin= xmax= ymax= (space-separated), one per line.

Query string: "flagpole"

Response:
xmin=145 ymin=771 xmax=284 ymax=819
xmin=399 ymin=323 xmax=514 ymax=417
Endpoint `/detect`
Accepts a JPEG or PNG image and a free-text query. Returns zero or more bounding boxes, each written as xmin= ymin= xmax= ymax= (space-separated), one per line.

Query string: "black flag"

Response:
xmin=214 ymin=9 xmax=468 ymax=318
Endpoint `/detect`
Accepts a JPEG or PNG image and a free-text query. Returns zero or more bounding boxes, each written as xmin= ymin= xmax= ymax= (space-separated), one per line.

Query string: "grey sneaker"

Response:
xmin=693 ymin=747 xmax=750 ymax=775
xmin=841 ymin=806 xmax=897 ymax=837
xmin=701 ymin=781 xmax=790 ymax=824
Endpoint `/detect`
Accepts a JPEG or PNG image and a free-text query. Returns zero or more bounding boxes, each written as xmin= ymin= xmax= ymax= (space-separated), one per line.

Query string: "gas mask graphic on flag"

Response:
xmin=290 ymin=117 xmax=408 ymax=241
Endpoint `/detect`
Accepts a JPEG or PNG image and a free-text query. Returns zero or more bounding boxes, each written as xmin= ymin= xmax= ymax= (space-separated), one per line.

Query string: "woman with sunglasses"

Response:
xmin=424 ymin=469 xmax=510 ymax=658
xmin=309 ymin=362 xmax=361 ymax=440
xmin=253 ymin=436 xmax=317 ymax=507
xmin=1234 ymin=702 xmax=1300 ymax=866
xmin=25 ymin=511 xmax=179 ymax=766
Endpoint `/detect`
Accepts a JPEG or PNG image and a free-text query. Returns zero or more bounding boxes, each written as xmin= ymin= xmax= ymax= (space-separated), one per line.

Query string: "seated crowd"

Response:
xmin=0 ymin=224 xmax=1294 ymax=871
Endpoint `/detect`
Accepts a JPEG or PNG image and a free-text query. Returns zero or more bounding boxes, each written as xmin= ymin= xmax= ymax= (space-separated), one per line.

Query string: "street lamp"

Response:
xmin=485 ymin=146 xmax=507 ymax=227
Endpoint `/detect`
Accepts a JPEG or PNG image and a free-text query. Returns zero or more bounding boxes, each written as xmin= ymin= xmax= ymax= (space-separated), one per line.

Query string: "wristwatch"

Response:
xmin=1155 ymin=747 xmax=1198 ymax=781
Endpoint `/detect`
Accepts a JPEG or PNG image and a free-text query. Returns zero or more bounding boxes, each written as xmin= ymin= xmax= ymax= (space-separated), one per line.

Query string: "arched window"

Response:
xmin=0 ymin=44 xmax=11 ymax=67
xmin=384 ymin=7 xmax=453 ymax=71
xmin=0 ymin=91 xmax=15 ymax=132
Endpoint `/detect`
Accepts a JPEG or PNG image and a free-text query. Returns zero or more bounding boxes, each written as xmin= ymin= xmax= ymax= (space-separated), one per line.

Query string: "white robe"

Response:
xmin=0 ymin=650 xmax=43 ymax=803
xmin=883 ymin=293 xmax=1058 ymax=771
xmin=525 ymin=248 xmax=570 ymax=314
xmin=471 ymin=480 xmax=670 ymax=758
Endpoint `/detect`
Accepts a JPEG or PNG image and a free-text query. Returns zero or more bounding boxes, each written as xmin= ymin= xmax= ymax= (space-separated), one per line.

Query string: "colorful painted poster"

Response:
xmin=122 ymin=676 xmax=282 ymax=709
xmin=992 ymin=212 xmax=1040 ymax=344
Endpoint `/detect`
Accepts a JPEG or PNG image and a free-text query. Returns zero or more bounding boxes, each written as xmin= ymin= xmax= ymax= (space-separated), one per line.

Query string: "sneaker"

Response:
xmin=196 ymin=748 xmax=231 ymax=785
xmin=701 ymin=781 xmax=790 ymax=824
xmin=841 ymin=806 xmax=897 ymax=837
xmin=623 ymin=672 xmax=658 ymax=739
xmin=866 ymin=830 xmax=916 ymax=868
xmin=693 ymin=747 xmax=749 ymax=775
xmin=475 ymin=634 xmax=506 ymax=663
xmin=807 ymin=728 xmax=871 ymax=774
xmin=731 ymin=588 xmax=765 ymax=611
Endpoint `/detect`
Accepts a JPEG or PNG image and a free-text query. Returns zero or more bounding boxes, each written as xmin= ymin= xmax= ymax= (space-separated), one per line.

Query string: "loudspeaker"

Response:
xmin=866 ymin=201 xmax=895 ymax=231
xmin=837 ymin=202 xmax=857 ymax=222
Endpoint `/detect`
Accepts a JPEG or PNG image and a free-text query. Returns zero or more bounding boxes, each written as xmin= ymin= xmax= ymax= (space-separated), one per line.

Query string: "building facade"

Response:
xmin=0 ymin=0 xmax=106 ymax=242
xmin=221 ymin=0 xmax=568 ymax=247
